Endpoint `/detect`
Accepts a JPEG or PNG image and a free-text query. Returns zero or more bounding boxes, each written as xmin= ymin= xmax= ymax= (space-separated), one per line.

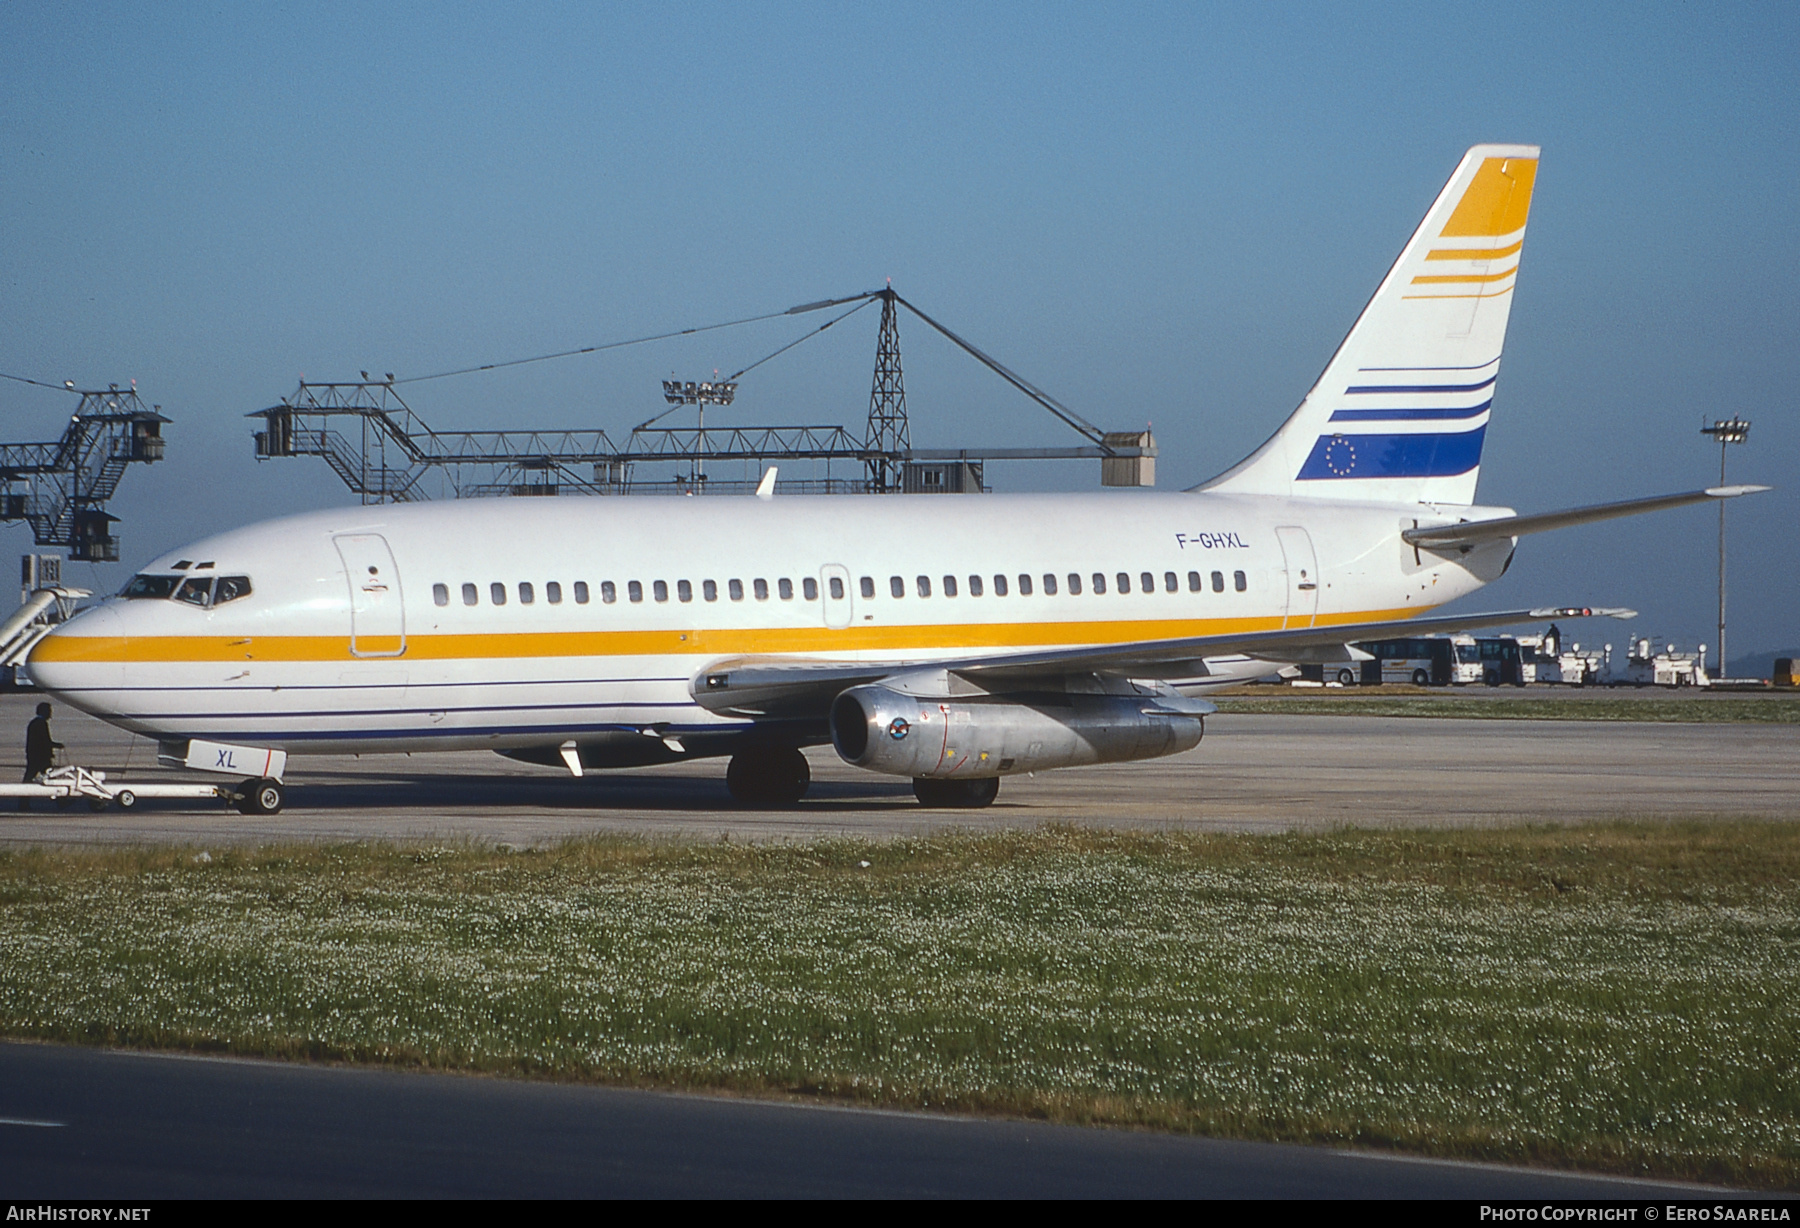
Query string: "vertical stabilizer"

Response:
xmin=1202 ymin=145 xmax=1539 ymax=505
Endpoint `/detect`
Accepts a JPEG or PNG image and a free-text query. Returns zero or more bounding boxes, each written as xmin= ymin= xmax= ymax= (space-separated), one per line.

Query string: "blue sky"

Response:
xmin=4 ymin=2 xmax=1795 ymax=662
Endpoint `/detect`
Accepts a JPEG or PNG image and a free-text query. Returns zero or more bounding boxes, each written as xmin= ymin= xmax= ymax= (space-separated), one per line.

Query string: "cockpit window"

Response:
xmin=122 ymin=574 xmax=181 ymax=600
xmin=213 ymin=576 xmax=252 ymax=604
xmin=174 ymin=577 xmax=213 ymax=607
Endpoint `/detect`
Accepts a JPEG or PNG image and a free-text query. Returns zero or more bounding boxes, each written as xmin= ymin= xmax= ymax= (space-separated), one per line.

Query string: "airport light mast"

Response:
xmin=1699 ymin=415 xmax=1750 ymax=678
xmin=659 ymin=378 xmax=737 ymax=487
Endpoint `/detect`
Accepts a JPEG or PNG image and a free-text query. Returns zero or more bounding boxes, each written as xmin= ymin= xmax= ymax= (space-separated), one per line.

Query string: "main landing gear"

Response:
xmin=912 ymin=777 xmax=1000 ymax=809
xmin=726 ymin=747 xmax=811 ymax=806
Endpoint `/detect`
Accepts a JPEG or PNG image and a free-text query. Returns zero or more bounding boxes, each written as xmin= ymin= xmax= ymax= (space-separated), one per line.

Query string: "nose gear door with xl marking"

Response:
xmin=334 ymin=534 xmax=406 ymax=657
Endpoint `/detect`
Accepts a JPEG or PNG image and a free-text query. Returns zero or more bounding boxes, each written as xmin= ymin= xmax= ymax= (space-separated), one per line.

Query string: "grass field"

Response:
xmin=2 ymin=823 xmax=1796 ymax=1189
xmin=1214 ymin=690 xmax=1800 ymax=723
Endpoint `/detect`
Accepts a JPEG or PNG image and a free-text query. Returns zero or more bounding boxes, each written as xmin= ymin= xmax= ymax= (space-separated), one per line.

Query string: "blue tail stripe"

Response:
xmin=1329 ymin=398 xmax=1493 ymax=422
xmin=1344 ymin=374 xmax=1498 ymax=395
xmin=1297 ymin=425 xmax=1486 ymax=480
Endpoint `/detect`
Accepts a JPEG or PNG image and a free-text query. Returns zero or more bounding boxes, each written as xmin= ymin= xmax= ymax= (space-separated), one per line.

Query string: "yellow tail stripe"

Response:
xmin=1401 ymin=286 xmax=1516 ymax=301
xmin=1411 ymin=265 xmax=1519 ymax=285
xmin=1425 ymin=240 xmax=1524 ymax=262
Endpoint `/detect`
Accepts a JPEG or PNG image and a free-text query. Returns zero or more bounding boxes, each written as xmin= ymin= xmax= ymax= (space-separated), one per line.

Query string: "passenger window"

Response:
xmin=860 ymin=576 xmax=875 ymax=599
xmin=1163 ymin=572 xmax=1176 ymax=593
xmin=779 ymin=579 xmax=794 ymax=600
xmin=994 ymin=574 xmax=1009 ymax=597
xmin=942 ymin=575 xmax=958 ymax=597
xmin=1145 ymin=572 xmax=1158 ymax=594
xmin=462 ymin=583 xmax=478 ymax=606
xmin=729 ymin=579 xmax=745 ymax=601
xmin=802 ymin=578 xmax=818 ymax=600
xmin=754 ymin=579 xmax=769 ymax=600
xmin=214 ymin=576 xmax=252 ymax=604
xmin=916 ymin=575 xmax=932 ymax=598
xmin=546 ymin=581 xmax=563 ymax=604
xmin=629 ymin=581 xmax=644 ymax=603
xmin=174 ymin=578 xmax=212 ymax=607
xmin=703 ymin=580 xmax=718 ymax=602
xmin=890 ymin=576 xmax=905 ymax=598
xmin=1211 ymin=571 xmax=1224 ymax=593
xmin=1093 ymin=573 xmax=1107 ymax=595
xmin=654 ymin=581 xmax=669 ymax=602
xmin=433 ymin=583 xmax=449 ymax=607
xmin=490 ymin=582 xmax=507 ymax=606
xmin=677 ymin=580 xmax=692 ymax=603
xmin=519 ymin=582 xmax=534 ymax=605
xmin=1067 ymin=574 xmax=1081 ymax=595
xmin=1188 ymin=571 xmax=1202 ymax=592
xmin=1043 ymin=574 xmax=1057 ymax=595
xmin=1116 ymin=572 xmax=1130 ymax=594
xmin=1017 ymin=574 xmax=1032 ymax=596
xmin=829 ymin=576 xmax=845 ymax=600
xmin=968 ymin=575 xmax=983 ymax=597
xmin=1234 ymin=570 xmax=1247 ymax=592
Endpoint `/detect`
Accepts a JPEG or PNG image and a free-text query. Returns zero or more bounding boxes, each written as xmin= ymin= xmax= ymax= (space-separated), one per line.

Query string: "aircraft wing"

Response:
xmin=692 ymin=605 xmax=1633 ymax=717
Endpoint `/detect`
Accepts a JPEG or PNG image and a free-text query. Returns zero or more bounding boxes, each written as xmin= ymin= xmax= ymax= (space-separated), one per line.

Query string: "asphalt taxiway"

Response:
xmin=0 ymin=1042 xmax=1758 ymax=1199
xmin=0 ymin=691 xmax=1793 ymax=847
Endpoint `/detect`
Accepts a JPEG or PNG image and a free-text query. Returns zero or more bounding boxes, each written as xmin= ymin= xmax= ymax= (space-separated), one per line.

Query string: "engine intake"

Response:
xmin=830 ymin=684 xmax=1205 ymax=779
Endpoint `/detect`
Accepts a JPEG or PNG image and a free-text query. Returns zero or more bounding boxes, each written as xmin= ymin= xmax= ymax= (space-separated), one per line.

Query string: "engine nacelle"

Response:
xmin=830 ymin=684 xmax=1205 ymax=779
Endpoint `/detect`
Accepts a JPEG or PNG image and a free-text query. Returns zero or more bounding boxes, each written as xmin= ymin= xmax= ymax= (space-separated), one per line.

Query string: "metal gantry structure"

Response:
xmin=249 ymin=287 xmax=1157 ymax=502
xmin=1 ymin=386 xmax=169 ymax=560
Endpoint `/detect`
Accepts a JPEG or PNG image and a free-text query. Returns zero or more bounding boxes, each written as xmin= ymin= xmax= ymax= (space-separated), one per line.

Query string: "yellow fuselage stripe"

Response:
xmin=32 ymin=608 xmax=1424 ymax=665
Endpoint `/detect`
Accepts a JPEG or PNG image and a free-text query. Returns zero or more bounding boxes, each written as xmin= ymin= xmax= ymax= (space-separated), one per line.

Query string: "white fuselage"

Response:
xmin=28 ymin=490 xmax=1513 ymax=756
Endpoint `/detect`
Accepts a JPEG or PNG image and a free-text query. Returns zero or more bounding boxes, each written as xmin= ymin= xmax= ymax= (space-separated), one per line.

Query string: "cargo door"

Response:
xmin=1275 ymin=526 xmax=1320 ymax=630
xmin=820 ymin=564 xmax=853 ymax=630
xmin=334 ymin=534 xmax=405 ymax=657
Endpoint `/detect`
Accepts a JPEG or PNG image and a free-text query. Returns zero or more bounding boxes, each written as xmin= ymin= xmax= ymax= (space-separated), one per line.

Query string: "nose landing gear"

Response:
xmin=234 ymin=777 xmax=285 ymax=815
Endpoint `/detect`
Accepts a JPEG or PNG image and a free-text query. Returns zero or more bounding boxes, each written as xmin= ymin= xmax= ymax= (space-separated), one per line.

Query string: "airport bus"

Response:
xmin=1342 ymin=637 xmax=1462 ymax=687
xmin=1472 ymin=636 xmax=1526 ymax=686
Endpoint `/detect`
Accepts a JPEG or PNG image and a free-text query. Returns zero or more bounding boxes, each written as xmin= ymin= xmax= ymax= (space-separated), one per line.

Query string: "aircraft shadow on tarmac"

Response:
xmin=208 ymin=770 xmax=937 ymax=815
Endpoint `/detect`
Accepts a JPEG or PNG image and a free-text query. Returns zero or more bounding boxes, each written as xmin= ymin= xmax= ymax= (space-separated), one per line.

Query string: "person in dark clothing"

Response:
xmin=19 ymin=702 xmax=63 ymax=809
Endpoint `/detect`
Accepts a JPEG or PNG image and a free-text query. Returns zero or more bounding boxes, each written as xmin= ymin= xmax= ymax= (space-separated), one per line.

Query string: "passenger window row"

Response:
xmin=431 ymin=569 xmax=1250 ymax=608
xmin=432 ymin=575 xmax=842 ymax=608
xmin=886 ymin=570 xmax=1248 ymax=597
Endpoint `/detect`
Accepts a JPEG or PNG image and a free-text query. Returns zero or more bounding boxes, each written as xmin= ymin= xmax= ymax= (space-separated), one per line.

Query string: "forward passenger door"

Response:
xmin=334 ymin=533 xmax=406 ymax=657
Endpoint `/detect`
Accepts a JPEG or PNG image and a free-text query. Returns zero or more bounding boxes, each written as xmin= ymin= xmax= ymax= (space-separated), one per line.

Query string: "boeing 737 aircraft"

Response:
xmin=27 ymin=145 xmax=1765 ymax=812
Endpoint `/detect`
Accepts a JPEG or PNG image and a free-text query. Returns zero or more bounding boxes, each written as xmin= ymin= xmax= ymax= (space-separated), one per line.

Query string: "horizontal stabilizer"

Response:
xmin=1403 ymin=485 xmax=1770 ymax=549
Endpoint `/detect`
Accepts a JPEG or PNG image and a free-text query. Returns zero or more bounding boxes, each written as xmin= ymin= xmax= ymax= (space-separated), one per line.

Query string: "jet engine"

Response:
xmin=829 ymin=684 xmax=1206 ymax=779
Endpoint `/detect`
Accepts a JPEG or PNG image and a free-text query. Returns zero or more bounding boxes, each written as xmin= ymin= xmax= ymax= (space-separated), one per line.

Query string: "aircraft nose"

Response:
xmin=26 ymin=604 xmax=126 ymax=708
